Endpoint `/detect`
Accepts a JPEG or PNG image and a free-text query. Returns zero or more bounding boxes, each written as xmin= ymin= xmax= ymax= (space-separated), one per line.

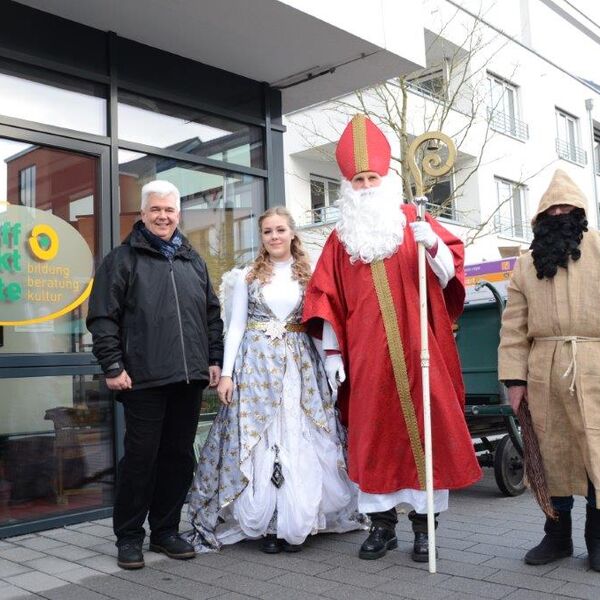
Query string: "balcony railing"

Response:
xmin=302 ymin=205 xmax=340 ymax=226
xmin=556 ymin=138 xmax=587 ymax=166
xmin=492 ymin=215 xmax=532 ymax=241
xmin=488 ymin=108 xmax=529 ymax=141
xmin=406 ymin=80 xmax=446 ymax=102
xmin=424 ymin=200 xmax=454 ymax=221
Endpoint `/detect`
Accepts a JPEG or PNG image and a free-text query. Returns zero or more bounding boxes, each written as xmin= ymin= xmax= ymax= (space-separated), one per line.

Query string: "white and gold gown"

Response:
xmin=188 ymin=258 xmax=363 ymax=550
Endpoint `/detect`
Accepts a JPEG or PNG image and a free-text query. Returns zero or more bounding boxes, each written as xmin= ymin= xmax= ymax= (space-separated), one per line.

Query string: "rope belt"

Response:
xmin=246 ymin=320 xmax=306 ymax=333
xmin=534 ymin=336 xmax=600 ymax=394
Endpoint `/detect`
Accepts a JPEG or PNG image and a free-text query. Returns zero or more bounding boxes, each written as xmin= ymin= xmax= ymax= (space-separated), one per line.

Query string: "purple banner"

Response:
xmin=465 ymin=257 xmax=517 ymax=277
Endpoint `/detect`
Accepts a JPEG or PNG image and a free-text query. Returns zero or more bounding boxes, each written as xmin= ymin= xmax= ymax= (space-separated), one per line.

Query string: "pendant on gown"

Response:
xmin=271 ymin=444 xmax=285 ymax=488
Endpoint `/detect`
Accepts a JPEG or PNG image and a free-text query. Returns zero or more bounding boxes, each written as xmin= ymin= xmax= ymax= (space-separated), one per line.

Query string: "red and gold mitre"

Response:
xmin=335 ymin=114 xmax=391 ymax=180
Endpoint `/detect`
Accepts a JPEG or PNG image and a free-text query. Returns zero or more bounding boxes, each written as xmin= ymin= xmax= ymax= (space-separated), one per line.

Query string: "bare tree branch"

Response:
xmin=290 ymin=1 xmax=539 ymax=251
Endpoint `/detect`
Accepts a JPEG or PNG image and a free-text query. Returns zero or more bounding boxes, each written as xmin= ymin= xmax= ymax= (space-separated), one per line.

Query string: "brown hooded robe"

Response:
xmin=498 ymin=169 xmax=600 ymax=502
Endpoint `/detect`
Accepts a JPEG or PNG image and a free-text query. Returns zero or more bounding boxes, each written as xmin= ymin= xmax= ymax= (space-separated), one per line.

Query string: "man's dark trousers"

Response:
xmin=113 ymin=381 xmax=205 ymax=546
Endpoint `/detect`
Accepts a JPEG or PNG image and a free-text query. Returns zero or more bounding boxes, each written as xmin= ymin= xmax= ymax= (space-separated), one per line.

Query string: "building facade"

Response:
xmin=285 ymin=0 xmax=600 ymax=265
xmin=0 ymin=0 xmax=426 ymax=537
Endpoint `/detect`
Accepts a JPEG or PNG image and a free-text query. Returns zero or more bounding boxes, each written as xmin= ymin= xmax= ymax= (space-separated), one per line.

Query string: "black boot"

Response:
xmin=359 ymin=526 xmax=398 ymax=560
xmin=585 ymin=504 xmax=600 ymax=571
xmin=149 ymin=534 xmax=196 ymax=559
xmin=261 ymin=534 xmax=283 ymax=554
xmin=408 ymin=511 xmax=439 ymax=562
xmin=524 ymin=511 xmax=573 ymax=565
xmin=117 ymin=540 xmax=144 ymax=570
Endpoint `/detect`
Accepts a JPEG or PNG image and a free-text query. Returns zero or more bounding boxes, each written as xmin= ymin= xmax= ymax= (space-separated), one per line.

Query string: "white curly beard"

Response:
xmin=335 ymin=177 xmax=406 ymax=264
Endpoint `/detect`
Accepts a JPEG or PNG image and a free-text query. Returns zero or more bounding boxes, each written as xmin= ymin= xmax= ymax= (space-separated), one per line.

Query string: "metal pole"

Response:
xmin=585 ymin=99 xmax=599 ymax=229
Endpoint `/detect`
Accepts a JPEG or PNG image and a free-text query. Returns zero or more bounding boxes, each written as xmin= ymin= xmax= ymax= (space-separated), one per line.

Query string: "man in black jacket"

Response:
xmin=87 ymin=180 xmax=223 ymax=570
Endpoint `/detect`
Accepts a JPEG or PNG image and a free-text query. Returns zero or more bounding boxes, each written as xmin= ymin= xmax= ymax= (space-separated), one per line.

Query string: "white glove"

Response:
xmin=325 ymin=354 xmax=346 ymax=389
xmin=409 ymin=221 xmax=437 ymax=249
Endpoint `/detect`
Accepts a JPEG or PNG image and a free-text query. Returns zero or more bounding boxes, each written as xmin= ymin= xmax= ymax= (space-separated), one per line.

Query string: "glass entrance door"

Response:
xmin=0 ymin=128 xmax=114 ymax=536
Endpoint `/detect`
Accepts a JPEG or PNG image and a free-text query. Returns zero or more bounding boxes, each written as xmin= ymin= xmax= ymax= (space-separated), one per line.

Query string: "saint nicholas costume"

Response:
xmin=302 ymin=115 xmax=481 ymax=561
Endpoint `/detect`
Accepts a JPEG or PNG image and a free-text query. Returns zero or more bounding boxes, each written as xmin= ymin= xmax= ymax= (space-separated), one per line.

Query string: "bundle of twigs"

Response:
xmin=517 ymin=402 xmax=557 ymax=520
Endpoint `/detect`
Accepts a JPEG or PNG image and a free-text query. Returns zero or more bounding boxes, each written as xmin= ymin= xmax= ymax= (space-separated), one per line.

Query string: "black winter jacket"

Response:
xmin=86 ymin=222 xmax=224 ymax=390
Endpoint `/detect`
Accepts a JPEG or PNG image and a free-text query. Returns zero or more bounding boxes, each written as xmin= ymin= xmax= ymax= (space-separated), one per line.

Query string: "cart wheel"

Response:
xmin=494 ymin=434 xmax=525 ymax=496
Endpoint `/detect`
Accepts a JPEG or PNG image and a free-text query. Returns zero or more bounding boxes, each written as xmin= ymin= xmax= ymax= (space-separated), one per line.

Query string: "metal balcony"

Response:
xmin=555 ymin=138 xmax=587 ymax=166
xmin=423 ymin=200 xmax=454 ymax=220
xmin=302 ymin=205 xmax=340 ymax=226
xmin=492 ymin=215 xmax=532 ymax=241
xmin=406 ymin=80 xmax=446 ymax=102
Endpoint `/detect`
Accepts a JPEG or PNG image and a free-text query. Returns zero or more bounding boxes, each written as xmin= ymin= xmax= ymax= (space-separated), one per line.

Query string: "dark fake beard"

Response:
xmin=531 ymin=208 xmax=587 ymax=279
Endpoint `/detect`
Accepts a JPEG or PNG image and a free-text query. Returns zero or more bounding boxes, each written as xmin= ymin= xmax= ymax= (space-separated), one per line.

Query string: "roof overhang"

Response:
xmin=15 ymin=0 xmax=426 ymax=113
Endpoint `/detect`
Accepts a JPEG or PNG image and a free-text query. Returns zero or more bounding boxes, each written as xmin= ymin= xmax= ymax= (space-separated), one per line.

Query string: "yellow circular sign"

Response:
xmin=0 ymin=202 xmax=94 ymax=325
xmin=28 ymin=224 xmax=60 ymax=261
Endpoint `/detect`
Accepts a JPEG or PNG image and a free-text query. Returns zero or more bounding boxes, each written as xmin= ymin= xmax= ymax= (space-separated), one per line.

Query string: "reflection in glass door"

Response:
xmin=0 ymin=136 xmax=114 ymax=532
xmin=0 ymin=375 xmax=114 ymax=525
xmin=0 ymin=139 xmax=100 ymax=354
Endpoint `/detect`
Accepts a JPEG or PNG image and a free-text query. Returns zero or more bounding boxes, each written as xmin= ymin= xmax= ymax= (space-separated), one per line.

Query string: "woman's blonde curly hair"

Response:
xmin=246 ymin=206 xmax=312 ymax=286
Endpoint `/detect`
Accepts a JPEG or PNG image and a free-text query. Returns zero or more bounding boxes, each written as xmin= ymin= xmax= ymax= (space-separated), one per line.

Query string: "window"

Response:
xmin=407 ymin=65 xmax=447 ymax=100
xmin=0 ymin=139 xmax=100 ymax=354
xmin=309 ymin=175 xmax=340 ymax=223
xmin=118 ymin=150 xmax=264 ymax=275
xmin=426 ymin=178 xmax=453 ymax=220
xmin=18 ymin=165 xmax=36 ymax=208
xmin=410 ymin=176 xmax=454 ymax=220
xmin=0 ymin=375 xmax=115 ymax=527
xmin=487 ymin=74 xmax=528 ymax=140
xmin=494 ymin=177 xmax=531 ymax=240
xmin=118 ymin=150 xmax=264 ymax=432
xmin=556 ymin=109 xmax=587 ymax=165
xmin=118 ymin=91 xmax=264 ymax=169
xmin=0 ymin=58 xmax=107 ymax=135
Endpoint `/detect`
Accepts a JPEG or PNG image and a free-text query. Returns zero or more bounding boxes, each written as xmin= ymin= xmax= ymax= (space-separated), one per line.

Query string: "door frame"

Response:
xmin=0 ymin=124 xmax=116 ymax=538
xmin=0 ymin=123 xmax=111 ymax=371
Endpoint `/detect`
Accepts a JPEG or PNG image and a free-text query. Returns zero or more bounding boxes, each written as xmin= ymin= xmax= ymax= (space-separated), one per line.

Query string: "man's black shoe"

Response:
xmin=261 ymin=534 xmax=283 ymax=554
xmin=149 ymin=534 xmax=196 ymax=559
xmin=359 ymin=526 xmax=397 ymax=560
xmin=412 ymin=531 xmax=439 ymax=562
xmin=117 ymin=541 xmax=144 ymax=570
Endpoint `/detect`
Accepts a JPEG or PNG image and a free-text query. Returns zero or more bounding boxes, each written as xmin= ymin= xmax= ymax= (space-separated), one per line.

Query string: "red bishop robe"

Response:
xmin=302 ymin=204 xmax=482 ymax=493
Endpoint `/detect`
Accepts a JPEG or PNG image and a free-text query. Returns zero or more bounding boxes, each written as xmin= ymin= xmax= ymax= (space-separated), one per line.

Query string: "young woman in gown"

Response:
xmin=188 ymin=206 xmax=362 ymax=553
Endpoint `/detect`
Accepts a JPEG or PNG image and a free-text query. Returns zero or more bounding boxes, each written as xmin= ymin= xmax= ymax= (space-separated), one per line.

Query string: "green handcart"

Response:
xmin=455 ymin=281 xmax=524 ymax=496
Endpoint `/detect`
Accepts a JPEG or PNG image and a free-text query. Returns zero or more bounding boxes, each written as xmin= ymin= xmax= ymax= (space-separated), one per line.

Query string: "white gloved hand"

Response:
xmin=325 ymin=354 xmax=346 ymax=389
xmin=409 ymin=221 xmax=437 ymax=249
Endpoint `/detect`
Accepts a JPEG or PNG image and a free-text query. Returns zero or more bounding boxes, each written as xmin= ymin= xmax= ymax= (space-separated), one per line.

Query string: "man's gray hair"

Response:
xmin=141 ymin=180 xmax=181 ymax=211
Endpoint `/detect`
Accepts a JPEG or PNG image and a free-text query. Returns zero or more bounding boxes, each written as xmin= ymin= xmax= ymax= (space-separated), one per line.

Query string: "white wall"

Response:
xmin=526 ymin=0 xmax=600 ymax=82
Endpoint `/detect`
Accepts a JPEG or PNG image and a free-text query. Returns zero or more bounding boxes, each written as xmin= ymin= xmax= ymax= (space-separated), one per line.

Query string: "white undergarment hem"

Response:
xmin=358 ymin=489 xmax=449 ymax=514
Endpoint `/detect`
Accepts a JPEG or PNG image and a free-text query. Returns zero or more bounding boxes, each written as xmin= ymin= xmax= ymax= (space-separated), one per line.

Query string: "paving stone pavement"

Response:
xmin=0 ymin=470 xmax=597 ymax=599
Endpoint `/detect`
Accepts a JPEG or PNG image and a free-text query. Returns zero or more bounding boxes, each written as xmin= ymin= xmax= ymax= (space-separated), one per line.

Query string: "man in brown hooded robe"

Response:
xmin=499 ymin=169 xmax=600 ymax=570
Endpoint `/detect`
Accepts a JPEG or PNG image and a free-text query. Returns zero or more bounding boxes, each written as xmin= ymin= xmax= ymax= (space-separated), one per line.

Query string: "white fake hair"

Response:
xmin=141 ymin=180 xmax=181 ymax=211
xmin=335 ymin=176 xmax=406 ymax=264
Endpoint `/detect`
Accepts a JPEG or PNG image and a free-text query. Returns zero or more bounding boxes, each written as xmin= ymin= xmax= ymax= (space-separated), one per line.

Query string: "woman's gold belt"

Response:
xmin=246 ymin=320 xmax=306 ymax=337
